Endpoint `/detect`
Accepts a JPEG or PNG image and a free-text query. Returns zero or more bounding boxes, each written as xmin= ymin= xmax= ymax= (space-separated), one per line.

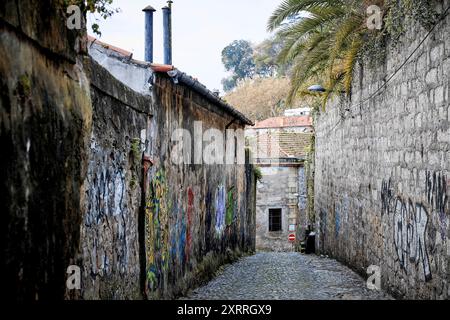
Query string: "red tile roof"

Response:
xmin=254 ymin=116 xmax=312 ymax=129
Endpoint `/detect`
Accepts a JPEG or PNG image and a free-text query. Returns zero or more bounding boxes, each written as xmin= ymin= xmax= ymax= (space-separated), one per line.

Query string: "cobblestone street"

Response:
xmin=185 ymin=253 xmax=392 ymax=300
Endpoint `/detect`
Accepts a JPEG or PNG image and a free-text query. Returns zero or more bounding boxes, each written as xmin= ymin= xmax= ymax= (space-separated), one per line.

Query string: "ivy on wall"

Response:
xmin=363 ymin=0 xmax=440 ymax=65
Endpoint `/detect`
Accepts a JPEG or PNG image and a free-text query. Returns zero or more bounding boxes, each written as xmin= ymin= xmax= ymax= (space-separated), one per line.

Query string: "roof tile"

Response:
xmin=254 ymin=116 xmax=312 ymax=129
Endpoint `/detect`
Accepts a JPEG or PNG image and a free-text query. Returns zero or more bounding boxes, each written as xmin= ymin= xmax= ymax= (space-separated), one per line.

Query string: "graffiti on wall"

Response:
xmin=186 ymin=187 xmax=194 ymax=264
xmin=143 ymin=167 xmax=254 ymax=296
xmin=426 ymin=171 xmax=448 ymax=242
xmin=329 ymin=197 xmax=349 ymax=239
xmin=86 ymin=166 xmax=125 ymax=226
xmin=85 ymin=149 xmax=128 ymax=276
xmin=205 ymin=189 xmax=213 ymax=252
xmin=215 ymin=185 xmax=226 ymax=235
xmin=226 ymin=187 xmax=236 ymax=226
xmin=381 ymin=179 xmax=394 ymax=216
xmin=146 ymin=169 xmax=171 ymax=292
xmin=393 ymin=198 xmax=431 ymax=281
xmin=379 ymin=172 xmax=449 ymax=282
xmin=170 ymin=198 xmax=186 ymax=270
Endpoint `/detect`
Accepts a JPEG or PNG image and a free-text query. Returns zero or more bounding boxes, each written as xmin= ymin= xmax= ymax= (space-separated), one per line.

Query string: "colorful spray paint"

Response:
xmin=215 ymin=185 xmax=226 ymax=235
xmin=186 ymin=187 xmax=194 ymax=264
xmin=145 ymin=169 xmax=171 ymax=293
xmin=226 ymin=187 xmax=235 ymax=226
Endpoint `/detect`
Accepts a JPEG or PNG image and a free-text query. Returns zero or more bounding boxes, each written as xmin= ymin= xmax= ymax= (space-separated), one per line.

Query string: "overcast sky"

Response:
xmin=88 ymin=0 xmax=280 ymax=92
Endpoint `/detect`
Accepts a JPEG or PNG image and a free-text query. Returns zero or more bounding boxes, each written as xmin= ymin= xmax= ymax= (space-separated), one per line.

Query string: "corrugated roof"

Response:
xmin=254 ymin=116 xmax=312 ymax=129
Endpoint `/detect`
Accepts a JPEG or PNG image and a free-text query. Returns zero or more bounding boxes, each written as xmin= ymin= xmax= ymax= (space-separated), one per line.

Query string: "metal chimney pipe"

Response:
xmin=162 ymin=1 xmax=173 ymax=65
xmin=143 ymin=5 xmax=156 ymax=63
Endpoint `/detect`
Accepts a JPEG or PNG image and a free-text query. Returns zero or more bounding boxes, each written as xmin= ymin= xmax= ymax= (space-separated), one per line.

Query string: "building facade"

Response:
xmin=246 ymin=116 xmax=313 ymax=251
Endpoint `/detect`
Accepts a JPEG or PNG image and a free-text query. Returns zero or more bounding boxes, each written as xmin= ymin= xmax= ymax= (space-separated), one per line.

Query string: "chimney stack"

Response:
xmin=143 ymin=5 xmax=156 ymax=63
xmin=162 ymin=1 xmax=173 ymax=65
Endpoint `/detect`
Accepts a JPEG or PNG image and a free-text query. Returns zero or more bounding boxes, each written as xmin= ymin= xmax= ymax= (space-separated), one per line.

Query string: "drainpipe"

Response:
xmin=162 ymin=1 xmax=173 ymax=65
xmin=143 ymin=5 xmax=156 ymax=63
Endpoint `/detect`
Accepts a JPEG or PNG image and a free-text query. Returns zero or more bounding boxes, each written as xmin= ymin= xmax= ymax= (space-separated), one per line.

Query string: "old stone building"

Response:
xmin=246 ymin=116 xmax=313 ymax=251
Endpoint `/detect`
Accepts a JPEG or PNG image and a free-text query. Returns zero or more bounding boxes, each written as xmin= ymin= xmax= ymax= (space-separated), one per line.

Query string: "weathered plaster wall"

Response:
xmin=314 ymin=1 xmax=450 ymax=299
xmin=143 ymin=75 xmax=256 ymax=299
xmin=1 ymin=0 xmax=256 ymax=301
xmin=0 ymin=0 xmax=92 ymax=300
xmin=256 ymin=166 xmax=300 ymax=252
xmin=88 ymin=42 xmax=153 ymax=95
xmin=79 ymin=59 xmax=153 ymax=299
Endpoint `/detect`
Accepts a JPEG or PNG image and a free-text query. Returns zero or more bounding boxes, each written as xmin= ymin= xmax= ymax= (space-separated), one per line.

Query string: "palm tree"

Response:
xmin=268 ymin=0 xmax=371 ymax=109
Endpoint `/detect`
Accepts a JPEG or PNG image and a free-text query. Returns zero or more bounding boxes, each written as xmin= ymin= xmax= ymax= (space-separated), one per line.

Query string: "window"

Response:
xmin=269 ymin=209 xmax=282 ymax=232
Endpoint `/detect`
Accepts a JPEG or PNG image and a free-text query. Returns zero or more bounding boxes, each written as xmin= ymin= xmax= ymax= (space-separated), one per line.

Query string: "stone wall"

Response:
xmin=1 ymin=0 xmax=257 ymax=300
xmin=79 ymin=59 xmax=152 ymax=299
xmin=77 ymin=58 xmax=257 ymax=300
xmin=314 ymin=1 xmax=450 ymax=299
xmin=256 ymin=166 xmax=301 ymax=252
xmin=297 ymin=166 xmax=308 ymax=232
xmin=144 ymin=75 xmax=256 ymax=299
xmin=0 ymin=0 xmax=92 ymax=300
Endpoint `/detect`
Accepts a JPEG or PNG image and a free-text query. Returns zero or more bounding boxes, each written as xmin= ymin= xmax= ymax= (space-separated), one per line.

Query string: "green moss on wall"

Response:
xmin=17 ymin=74 xmax=31 ymax=97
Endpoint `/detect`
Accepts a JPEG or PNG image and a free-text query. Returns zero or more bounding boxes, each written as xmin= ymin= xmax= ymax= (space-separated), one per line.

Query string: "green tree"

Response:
xmin=222 ymin=40 xmax=256 ymax=79
xmin=221 ymin=40 xmax=256 ymax=91
xmin=253 ymin=36 xmax=292 ymax=77
xmin=268 ymin=0 xmax=367 ymax=108
xmin=221 ymin=76 xmax=239 ymax=92
xmin=65 ymin=0 xmax=119 ymax=36
xmin=268 ymin=0 xmax=438 ymax=110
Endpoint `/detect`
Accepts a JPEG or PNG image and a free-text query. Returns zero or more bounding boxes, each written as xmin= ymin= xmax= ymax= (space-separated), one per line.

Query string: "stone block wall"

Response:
xmin=314 ymin=0 xmax=450 ymax=299
xmin=256 ymin=166 xmax=300 ymax=252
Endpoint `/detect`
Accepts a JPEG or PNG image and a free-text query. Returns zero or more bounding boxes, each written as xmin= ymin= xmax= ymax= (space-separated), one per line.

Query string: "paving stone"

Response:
xmin=182 ymin=252 xmax=392 ymax=300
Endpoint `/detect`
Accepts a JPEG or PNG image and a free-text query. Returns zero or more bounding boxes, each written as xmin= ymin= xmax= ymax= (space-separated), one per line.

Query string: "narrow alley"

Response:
xmin=184 ymin=253 xmax=391 ymax=300
xmin=1 ymin=0 xmax=449 ymax=303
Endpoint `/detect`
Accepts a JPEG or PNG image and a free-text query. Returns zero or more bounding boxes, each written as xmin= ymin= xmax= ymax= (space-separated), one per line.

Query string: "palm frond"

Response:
xmin=268 ymin=0 xmax=344 ymax=31
xmin=322 ymin=70 xmax=345 ymax=110
xmin=328 ymin=15 xmax=364 ymax=67
xmin=343 ymin=36 xmax=363 ymax=93
xmin=270 ymin=0 xmax=367 ymax=110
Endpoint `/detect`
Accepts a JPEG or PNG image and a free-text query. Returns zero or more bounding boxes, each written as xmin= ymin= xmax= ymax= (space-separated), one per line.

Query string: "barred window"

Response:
xmin=269 ymin=209 xmax=282 ymax=232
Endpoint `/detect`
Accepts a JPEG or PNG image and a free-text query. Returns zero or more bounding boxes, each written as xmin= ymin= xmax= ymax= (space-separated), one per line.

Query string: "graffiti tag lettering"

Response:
xmin=380 ymin=174 xmax=442 ymax=282
xmin=426 ymin=171 xmax=448 ymax=242
xmin=392 ymin=198 xmax=431 ymax=281
xmin=215 ymin=185 xmax=226 ymax=235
